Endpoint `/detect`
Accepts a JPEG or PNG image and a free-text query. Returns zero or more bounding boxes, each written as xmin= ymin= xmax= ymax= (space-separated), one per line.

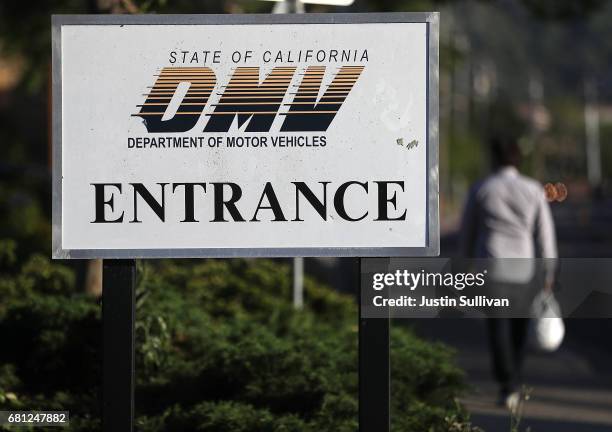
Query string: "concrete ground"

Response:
xmin=404 ymin=318 xmax=612 ymax=431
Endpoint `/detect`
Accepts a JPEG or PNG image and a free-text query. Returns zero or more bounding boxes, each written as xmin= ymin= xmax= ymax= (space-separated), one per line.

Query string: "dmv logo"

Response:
xmin=133 ymin=66 xmax=364 ymax=133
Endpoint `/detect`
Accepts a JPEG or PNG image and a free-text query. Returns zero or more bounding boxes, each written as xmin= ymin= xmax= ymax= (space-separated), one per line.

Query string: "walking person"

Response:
xmin=459 ymin=134 xmax=557 ymax=410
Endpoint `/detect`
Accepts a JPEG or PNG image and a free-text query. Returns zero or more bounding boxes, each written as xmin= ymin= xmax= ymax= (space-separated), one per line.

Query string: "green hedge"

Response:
xmin=0 ymin=241 xmax=474 ymax=431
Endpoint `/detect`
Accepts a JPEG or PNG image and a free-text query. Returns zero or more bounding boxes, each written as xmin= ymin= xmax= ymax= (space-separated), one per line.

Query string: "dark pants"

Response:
xmin=488 ymin=318 xmax=530 ymax=394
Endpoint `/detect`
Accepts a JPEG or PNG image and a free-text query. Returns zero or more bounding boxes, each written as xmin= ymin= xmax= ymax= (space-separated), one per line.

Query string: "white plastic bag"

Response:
xmin=529 ymin=291 xmax=565 ymax=352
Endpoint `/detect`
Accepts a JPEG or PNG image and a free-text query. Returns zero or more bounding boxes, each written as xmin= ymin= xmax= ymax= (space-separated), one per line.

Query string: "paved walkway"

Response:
xmin=406 ymin=319 xmax=612 ymax=431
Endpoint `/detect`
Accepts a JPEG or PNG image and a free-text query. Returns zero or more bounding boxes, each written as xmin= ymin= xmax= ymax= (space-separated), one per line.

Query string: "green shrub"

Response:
xmin=0 ymin=250 xmax=472 ymax=431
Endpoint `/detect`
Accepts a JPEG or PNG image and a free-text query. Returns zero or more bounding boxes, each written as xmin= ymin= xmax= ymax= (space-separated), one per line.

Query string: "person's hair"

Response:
xmin=490 ymin=135 xmax=522 ymax=168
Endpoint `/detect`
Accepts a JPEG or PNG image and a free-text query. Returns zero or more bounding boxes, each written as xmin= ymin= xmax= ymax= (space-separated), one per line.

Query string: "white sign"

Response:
xmin=52 ymin=13 xmax=439 ymax=258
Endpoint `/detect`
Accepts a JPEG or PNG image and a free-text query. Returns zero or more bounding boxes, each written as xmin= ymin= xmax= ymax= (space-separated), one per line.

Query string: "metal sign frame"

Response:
xmin=51 ymin=13 xmax=439 ymax=259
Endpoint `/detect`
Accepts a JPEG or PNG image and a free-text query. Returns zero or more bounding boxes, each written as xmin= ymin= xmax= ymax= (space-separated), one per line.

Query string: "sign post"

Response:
xmin=358 ymin=259 xmax=390 ymax=431
xmin=101 ymin=260 xmax=135 ymax=432
xmin=52 ymin=13 xmax=439 ymax=432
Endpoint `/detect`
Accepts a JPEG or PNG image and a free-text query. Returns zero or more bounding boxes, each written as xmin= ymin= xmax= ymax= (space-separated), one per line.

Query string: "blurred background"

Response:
xmin=1 ymin=0 xmax=612 ymax=431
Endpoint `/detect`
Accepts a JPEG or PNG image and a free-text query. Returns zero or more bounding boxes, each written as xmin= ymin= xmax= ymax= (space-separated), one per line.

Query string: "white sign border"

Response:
xmin=51 ymin=12 xmax=440 ymax=259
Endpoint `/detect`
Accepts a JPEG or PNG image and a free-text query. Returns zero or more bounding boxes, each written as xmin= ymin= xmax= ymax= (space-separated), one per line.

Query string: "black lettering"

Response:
xmin=211 ymin=183 xmax=245 ymax=222
xmin=134 ymin=67 xmax=216 ymax=133
xmin=130 ymin=183 xmax=167 ymax=223
xmin=293 ymin=181 xmax=329 ymax=221
xmin=251 ymin=182 xmax=287 ymax=222
xmin=91 ymin=183 xmax=124 ymax=223
xmin=374 ymin=181 xmax=407 ymax=221
xmin=172 ymin=183 xmax=207 ymax=222
xmin=334 ymin=181 xmax=368 ymax=221
xmin=281 ymin=66 xmax=365 ymax=132
xmin=205 ymin=67 xmax=296 ymax=132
